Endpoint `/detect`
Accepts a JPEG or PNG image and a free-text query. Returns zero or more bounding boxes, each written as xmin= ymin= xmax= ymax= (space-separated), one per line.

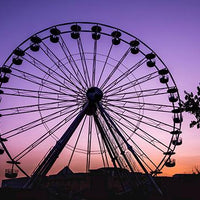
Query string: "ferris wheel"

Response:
xmin=0 ymin=22 xmax=183 ymax=190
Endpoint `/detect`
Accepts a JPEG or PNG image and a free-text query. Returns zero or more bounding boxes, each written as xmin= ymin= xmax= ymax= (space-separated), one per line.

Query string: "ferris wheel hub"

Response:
xmin=85 ymin=87 xmax=103 ymax=115
xmin=86 ymin=87 xmax=103 ymax=103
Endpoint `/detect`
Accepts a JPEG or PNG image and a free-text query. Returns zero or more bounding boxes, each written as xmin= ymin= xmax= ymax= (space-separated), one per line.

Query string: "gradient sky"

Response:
xmin=0 ymin=0 xmax=200 ymax=182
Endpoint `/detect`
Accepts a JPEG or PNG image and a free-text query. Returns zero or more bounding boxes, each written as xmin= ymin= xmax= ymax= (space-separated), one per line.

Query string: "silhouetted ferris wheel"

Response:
xmin=0 ymin=22 xmax=183 ymax=191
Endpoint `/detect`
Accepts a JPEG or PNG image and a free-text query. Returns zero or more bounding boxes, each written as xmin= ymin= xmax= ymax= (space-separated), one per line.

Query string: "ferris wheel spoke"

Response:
xmin=23 ymin=52 xmax=73 ymax=91
xmin=92 ymin=39 xmax=97 ymax=86
xmin=100 ymin=48 xmax=130 ymax=90
xmin=40 ymin=41 xmax=84 ymax=93
xmin=106 ymin=98 xmax=175 ymax=109
xmin=38 ymin=46 xmax=83 ymax=92
xmin=97 ymin=43 xmax=113 ymax=87
xmin=67 ymin=116 xmax=87 ymax=167
xmin=1 ymin=87 xmax=80 ymax=103
xmin=0 ymin=101 xmax=77 ymax=116
xmin=129 ymin=144 xmax=157 ymax=172
xmin=107 ymin=103 xmax=171 ymax=114
xmin=2 ymin=105 xmax=80 ymax=139
xmin=116 ymin=123 xmax=159 ymax=169
xmin=10 ymin=67 xmax=80 ymax=96
xmin=114 ymin=133 xmax=155 ymax=172
xmin=77 ymin=37 xmax=91 ymax=87
xmin=105 ymin=106 xmax=172 ymax=150
xmin=107 ymin=90 xmax=168 ymax=100
xmin=103 ymin=58 xmax=146 ymax=92
xmin=106 ymin=101 xmax=173 ymax=113
xmin=94 ymin=122 xmax=109 ymax=167
xmin=1 ymin=86 xmax=78 ymax=99
xmin=103 ymin=102 xmax=141 ymax=121
xmin=106 ymin=87 xmax=169 ymax=98
xmin=93 ymin=113 xmax=122 ymax=169
xmin=109 ymin=111 xmax=171 ymax=153
xmin=13 ymin=107 xmax=80 ymax=162
xmin=105 ymin=106 xmax=142 ymax=130
xmin=2 ymin=90 xmax=78 ymax=102
xmin=10 ymin=68 xmax=82 ymax=97
xmin=133 ymin=150 xmax=154 ymax=172
xmin=86 ymin=116 xmax=92 ymax=172
xmin=106 ymin=105 xmax=174 ymax=133
xmin=97 ymin=103 xmax=160 ymax=179
xmin=97 ymin=108 xmax=138 ymax=172
xmin=104 ymin=71 xmax=159 ymax=95
xmin=59 ymin=35 xmax=88 ymax=89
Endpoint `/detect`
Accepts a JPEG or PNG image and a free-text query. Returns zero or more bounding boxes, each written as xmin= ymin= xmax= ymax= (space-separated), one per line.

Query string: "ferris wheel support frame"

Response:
xmin=97 ymin=102 xmax=163 ymax=196
xmin=23 ymin=103 xmax=89 ymax=189
xmin=24 ymin=95 xmax=162 ymax=196
xmin=0 ymin=22 xmax=183 ymax=197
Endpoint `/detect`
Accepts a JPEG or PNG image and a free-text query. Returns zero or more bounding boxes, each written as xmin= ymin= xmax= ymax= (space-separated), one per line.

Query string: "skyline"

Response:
xmin=0 ymin=0 xmax=200 ymax=184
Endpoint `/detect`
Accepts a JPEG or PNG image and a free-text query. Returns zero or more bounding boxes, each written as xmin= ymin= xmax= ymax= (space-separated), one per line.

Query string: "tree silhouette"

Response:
xmin=180 ymin=85 xmax=200 ymax=128
xmin=192 ymin=165 xmax=200 ymax=174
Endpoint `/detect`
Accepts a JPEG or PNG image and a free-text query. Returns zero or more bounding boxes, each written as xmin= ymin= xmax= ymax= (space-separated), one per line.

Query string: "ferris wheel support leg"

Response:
xmin=97 ymin=103 xmax=163 ymax=196
xmin=93 ymin=113 xmax=127 ymax=192
xmin=23 ymin=103 xmax=88 ymax=189
xmin=95 ymin=108 xmax=143 ymax=191
xmin=93 ymin=113 xmax=120 ymax=168
xmin=126 ymin=145 xmax=163 ymax=196
xmin=97 ymin=106 xmax=139 ymax=174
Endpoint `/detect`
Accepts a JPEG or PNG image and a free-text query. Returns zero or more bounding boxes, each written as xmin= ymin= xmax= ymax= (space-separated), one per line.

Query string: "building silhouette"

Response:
xmin=1 ymin=166 xmax=200 ymax=200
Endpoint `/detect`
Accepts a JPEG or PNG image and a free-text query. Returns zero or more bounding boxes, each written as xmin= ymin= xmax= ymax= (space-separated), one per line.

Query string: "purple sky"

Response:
xmin=0 ymin=0 xmax=200 ymax=181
